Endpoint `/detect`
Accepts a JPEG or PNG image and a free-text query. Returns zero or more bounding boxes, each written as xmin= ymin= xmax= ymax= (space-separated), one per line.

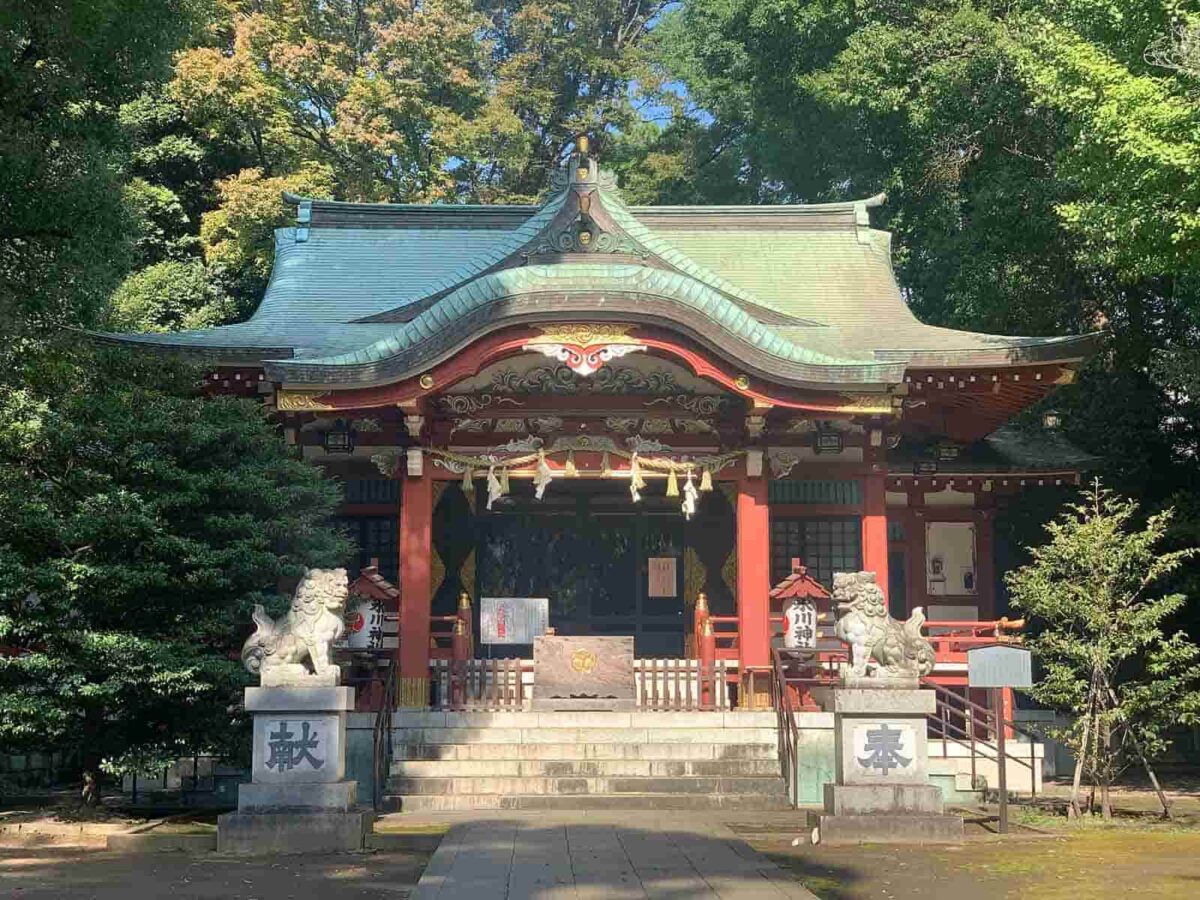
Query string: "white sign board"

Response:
xmin=647 ymin=557 xmax=677 ymax=597
xmin=481 ymin=597 xmax=549 ymax=645
xmin=968 ymin=645 xmax=1033 ymax=688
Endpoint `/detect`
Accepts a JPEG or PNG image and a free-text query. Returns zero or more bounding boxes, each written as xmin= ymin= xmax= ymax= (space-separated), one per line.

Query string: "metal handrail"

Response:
xmin=371 ymin=659 xmax=397 ymax=811
xmin=921 ymin=677 xmax=1041 ymax=798
xmin=770 ymin=648 xmax=801 ymax=807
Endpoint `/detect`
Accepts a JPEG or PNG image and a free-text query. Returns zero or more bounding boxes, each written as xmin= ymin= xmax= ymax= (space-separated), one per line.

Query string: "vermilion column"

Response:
xmin=736 ymin=476 xmax=771 ymax=673
xmin=398 ymin=466 xmax=433 ymax=708
xmin=862 ymin=470 xmax=890 ymax=595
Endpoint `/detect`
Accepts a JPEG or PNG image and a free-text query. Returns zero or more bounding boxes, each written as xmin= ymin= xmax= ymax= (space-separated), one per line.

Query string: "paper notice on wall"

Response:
xmin=647 ymin=557 xmax=677 ymax=598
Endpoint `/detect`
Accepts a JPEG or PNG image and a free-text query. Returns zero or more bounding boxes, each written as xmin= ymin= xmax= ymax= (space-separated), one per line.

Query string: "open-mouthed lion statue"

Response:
xmin=241 ymin=568 xmax=348 ymax=686
xmin=832 ymin=571 xmax=935 ymax=679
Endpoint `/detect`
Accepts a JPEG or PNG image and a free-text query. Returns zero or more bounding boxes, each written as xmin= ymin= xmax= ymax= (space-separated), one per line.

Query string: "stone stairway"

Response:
xmin=386 ymin=710 xmax=790 ymax=812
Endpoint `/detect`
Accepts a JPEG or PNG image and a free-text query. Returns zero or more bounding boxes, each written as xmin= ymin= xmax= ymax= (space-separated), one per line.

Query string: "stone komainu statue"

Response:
xmin=241 ymin=568 xmax=348 ymax=686
xmin=832 ymin=571 xmax=935 ymax=679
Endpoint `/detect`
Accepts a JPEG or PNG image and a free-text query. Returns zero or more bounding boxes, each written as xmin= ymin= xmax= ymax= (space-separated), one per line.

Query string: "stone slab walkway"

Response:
xmin=407 ymin=813 xmax=818 ymax=899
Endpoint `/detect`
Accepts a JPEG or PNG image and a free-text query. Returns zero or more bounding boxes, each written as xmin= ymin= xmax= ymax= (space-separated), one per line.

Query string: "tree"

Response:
xmin=105 ymin=259 xmax=234 ymax=333
xmin=1006 ymin=482 xmax=1200 ymax=819
xmin=0 ymin=0 xmax=204 ymax=346
xmin=0 ymin=349 xmax=351 ymax=799
xmin=656 ymin=0 xmax=1200 ymax=619
xmin=153 ymin=1 xmax=671 ymax=315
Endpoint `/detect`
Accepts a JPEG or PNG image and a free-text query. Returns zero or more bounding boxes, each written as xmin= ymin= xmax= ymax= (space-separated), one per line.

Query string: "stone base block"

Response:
xmin=824 ymin=783 xmax=944 ymax=816
xmin=809 ymin=812 xmax=963 ymax=845
xmin=245 ymin=685 xmax=354 ymax=712
xmin=238 ymin=780 xmax=356 ymax=813
xmin=530 ymin=698 xmax=636 ymax=712
xmin=217 ymin=811 xmax=370 ymax=855
xmin=839 ymin=673 xmax=920 ymax=691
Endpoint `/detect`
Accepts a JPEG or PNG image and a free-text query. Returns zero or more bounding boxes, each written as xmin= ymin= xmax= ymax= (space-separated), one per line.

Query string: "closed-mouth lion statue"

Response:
xmin=832 ymin=571 xmax=935 ymax=679
xmin=241 ymin=568 xmax=348 ymax=686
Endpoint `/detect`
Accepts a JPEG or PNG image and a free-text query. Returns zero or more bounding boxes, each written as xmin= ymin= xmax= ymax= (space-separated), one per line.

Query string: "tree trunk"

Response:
xmin=1100 ymin=720 xmax=1113 ymax=820
xmin=80 ymin=708 xmax=103 ymax=807
xmin=81 ymin=769 xmax=100 ymax=807
xmin=1069 ymin=677 xmax=1098 ymax=819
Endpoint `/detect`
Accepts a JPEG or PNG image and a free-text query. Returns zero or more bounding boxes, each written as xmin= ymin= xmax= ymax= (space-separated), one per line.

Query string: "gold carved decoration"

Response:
xmin=532 ymin=323 xmax=638 ymax=346
xmin=460 ymin=548 xmax=477 ymax=603
xmin=734 ymin=375 xmax=750 ymax=391
xmin=683 ymin=546 xmax=705 ymax=658
xmin=1054 ymin=368 xmax=1076 ymax=385
xmin=419 ymin=374 xmax=435 ymax=389
xmin=277 ymin=390 xmax=334 ymax=411
xmin=832 ymin=393 xmax=900 ymax=415
xmin=571 ymin=649 xmax=598 ymax=673
xmin=429 ymin=482 xmax=449 ymax=598
xmin=397 ymin=676 xmax=429 ymax=708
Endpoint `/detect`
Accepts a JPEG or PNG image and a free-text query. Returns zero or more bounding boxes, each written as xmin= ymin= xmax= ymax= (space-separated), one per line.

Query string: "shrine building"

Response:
xmin=100 ymin=147 xmax=1099 ymax=712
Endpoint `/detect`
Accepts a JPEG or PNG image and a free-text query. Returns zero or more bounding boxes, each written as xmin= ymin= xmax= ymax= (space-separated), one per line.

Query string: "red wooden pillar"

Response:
xmin=862 ymin=469 xmax=889 ymax=596
xmin=736 ymin=476 xmax=771 ymax=674
xmin=398 ymin=465 xmax=433 ymax=708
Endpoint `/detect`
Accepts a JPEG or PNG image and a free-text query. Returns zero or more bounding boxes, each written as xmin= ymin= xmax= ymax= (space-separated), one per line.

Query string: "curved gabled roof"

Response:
xmin=264 ymin=263 xmax=905 ymax=388
xmin=93 ymin=157 xmax=1100 ymax=390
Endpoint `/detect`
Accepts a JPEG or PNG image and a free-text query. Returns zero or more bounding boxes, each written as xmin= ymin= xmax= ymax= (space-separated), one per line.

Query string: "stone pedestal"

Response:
xmin=218 ymin=686 xmax=369 ymax=854
xmin=809 ymin=687 xmax=963 ymax=844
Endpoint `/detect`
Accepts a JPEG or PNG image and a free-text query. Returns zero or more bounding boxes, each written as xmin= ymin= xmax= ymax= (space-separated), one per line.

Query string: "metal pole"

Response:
xmin=994 ymin=687 xmax=1008 ymax=834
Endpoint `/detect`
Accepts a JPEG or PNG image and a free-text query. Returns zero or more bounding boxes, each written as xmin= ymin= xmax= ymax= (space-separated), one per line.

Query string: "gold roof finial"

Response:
xmin=577 ymin=134 xmax=590 ymax=155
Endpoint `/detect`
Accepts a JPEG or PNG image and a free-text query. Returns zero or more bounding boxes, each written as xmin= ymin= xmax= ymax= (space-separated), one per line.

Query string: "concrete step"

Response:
xmin=389 ymin=757 xmax=783 ymax=778
xmin=386 ymin=775 xmax=788 ymax=797
xmin=391 ymin=741 xmax=779 ymax=762
xmin=390 ymin=726 xmax=780 ymax=745
xmin=388 ymin=792 xmax=795 ymax=812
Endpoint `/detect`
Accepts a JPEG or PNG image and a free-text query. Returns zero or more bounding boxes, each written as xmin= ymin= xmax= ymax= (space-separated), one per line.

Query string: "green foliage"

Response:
xmin=0 ymin=350 xmax=351 ymax=776
xmin=658 ymin=0 xmax=1200 ymax=615
xmin=138 ymin=0 xmax=671 ymax=315
xmin=106 ymin=260 xmax=234 ymax=332
xmin=1007 ymin=483 xmax=1200 ymax=796
xmin=0 ymin=0 xmax=204 ymax=341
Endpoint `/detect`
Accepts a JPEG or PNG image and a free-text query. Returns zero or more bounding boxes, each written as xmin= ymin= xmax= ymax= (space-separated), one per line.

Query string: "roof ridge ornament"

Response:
xmin=532 ymin=136 xmax=640 ymax=256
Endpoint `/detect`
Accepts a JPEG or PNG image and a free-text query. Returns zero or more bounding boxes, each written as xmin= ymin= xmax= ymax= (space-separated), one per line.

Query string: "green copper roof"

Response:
xmin=94 ymin=159 xmax=1101 ymax=389
xmin=266 ymin=263 xmax=904 ymax=387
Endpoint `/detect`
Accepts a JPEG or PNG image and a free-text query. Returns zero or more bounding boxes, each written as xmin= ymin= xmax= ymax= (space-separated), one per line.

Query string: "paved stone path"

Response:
xmin=409 ymin=814 xmax=818 ymax=899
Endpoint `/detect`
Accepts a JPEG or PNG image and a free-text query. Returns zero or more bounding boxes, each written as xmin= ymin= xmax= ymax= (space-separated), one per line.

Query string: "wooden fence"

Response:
xmin=429 ymin=659 xmax=737 ymax=711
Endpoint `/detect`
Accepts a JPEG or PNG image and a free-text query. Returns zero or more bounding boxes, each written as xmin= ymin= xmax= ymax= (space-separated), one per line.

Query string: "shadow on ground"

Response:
xmin=0 ymin=844 xmax=430 ymax=900
xmin=1 ymin=820 xmax=859 ymax=900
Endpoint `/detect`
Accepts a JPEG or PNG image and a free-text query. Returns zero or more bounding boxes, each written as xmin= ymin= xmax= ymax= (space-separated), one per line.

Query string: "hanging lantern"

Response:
xmin=321 ymin=418 xmax=356 ymax=454
xmin=699 ymin=468 xmax=713 ymax=492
